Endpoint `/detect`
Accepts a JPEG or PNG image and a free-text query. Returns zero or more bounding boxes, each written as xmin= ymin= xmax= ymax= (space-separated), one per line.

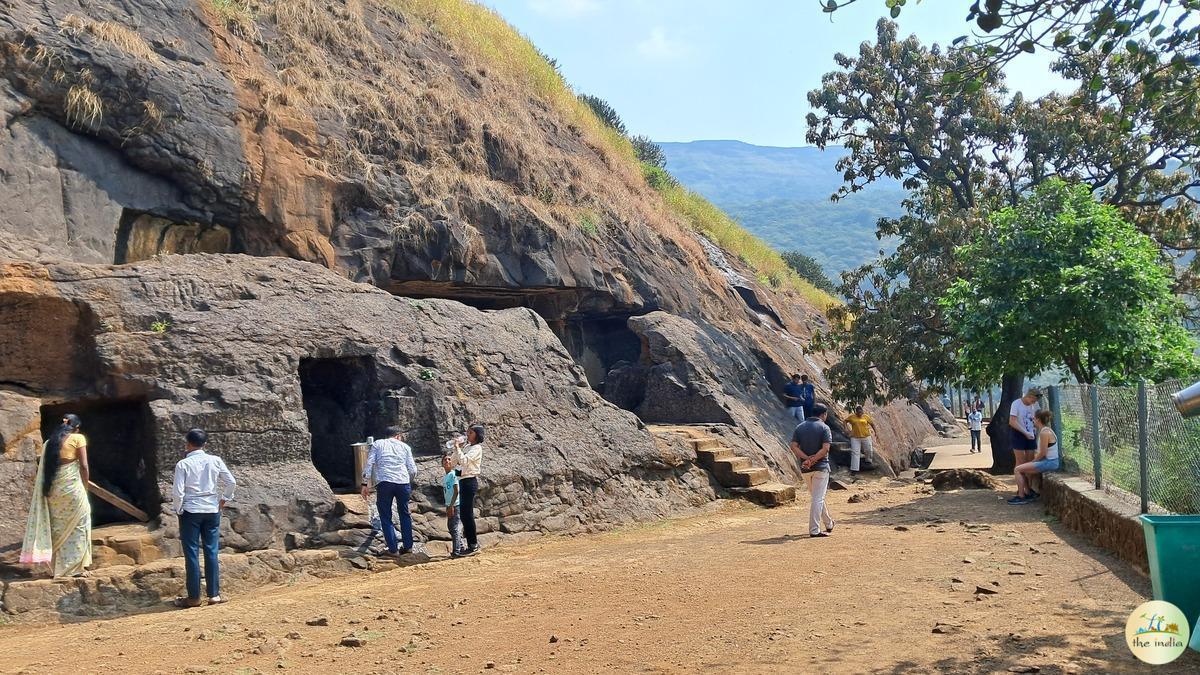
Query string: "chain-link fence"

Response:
xmin=1053 ymin=379 xmax=1200 ymax=514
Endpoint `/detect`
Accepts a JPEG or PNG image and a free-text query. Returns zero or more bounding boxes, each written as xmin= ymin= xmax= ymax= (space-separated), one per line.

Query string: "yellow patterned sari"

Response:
xmin=21 ymin=447 xmax=92 ymax=577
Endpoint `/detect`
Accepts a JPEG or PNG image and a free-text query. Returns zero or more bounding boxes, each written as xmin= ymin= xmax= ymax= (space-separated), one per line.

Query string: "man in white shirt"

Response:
xmin=172 ymin=428 xmax=236 ymax=607
xmin=967 ymin=406 xmax=984 ymax=453
xmin=1009 ymin=388 xmax=1043 ymax=477
xmin=361 ymin=426 xmax=418 ymax=556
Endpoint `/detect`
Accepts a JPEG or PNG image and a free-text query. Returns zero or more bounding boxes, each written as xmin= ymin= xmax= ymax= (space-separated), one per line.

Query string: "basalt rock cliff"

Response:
xmin=0 ymin=0 xmax=935 ymax=555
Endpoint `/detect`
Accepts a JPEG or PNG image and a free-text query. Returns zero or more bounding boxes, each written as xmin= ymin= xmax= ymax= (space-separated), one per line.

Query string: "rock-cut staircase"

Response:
xmin=649 ymin=426 xmax=796 ymax=507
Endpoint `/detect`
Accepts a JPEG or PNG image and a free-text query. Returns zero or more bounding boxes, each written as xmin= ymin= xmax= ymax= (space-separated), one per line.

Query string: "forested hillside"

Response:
xmin=660 ymin=140 xmax=906 ymax=276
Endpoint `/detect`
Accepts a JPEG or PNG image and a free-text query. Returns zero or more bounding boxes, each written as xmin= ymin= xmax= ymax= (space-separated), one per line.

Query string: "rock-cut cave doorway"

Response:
xmin=39 ymin=398 xmax=159 ymax=526
xmin=555 ymin=315 xmax=645 ymax=392
xmin=299 ymin=357 xmax=381 ymax=493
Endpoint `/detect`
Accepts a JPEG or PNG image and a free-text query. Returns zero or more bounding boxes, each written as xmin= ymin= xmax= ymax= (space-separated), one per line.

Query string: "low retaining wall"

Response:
xmin=1042 ymin=474 xmax=1151 ymax=574
xmin=0 ymin=548 xmax=364 ymax=623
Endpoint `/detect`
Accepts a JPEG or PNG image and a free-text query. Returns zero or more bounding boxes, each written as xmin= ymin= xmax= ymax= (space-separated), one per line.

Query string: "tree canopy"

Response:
xmin=944 ymin=179 xmax=1197 ymax=385
xmin=781 ymin=250 xmax=838 ymax=294
xmin=807 ymin=19 xmax=1200 ymax=404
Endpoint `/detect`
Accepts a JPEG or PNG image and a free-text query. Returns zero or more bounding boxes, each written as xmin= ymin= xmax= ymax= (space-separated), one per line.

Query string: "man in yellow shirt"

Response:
xmin=845 ymin=405 xmax=878 ymax=474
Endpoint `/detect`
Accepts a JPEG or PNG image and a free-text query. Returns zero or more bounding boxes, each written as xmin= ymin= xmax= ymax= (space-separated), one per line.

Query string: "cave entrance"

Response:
xmin=299 ymin=357 xmax=380 ymax=493
xmin=39 ymin=398 xmax=158 ymax=526
xmin=554 ymin=316 xmax=645 ymax=392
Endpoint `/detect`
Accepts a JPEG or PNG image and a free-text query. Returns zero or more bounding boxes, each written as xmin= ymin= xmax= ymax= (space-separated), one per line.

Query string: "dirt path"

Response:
xmin=2 ymin=479 xmax=1195 ymax=674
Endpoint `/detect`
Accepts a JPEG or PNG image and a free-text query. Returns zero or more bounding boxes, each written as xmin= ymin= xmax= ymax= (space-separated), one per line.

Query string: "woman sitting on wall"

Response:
xmin=1008 ymin=410 xmax=1060 ymax=505
xmin=21 ymin=413 xmax=93 ymax=577
xmin=454 ymin=425 xmax=485 ymax=556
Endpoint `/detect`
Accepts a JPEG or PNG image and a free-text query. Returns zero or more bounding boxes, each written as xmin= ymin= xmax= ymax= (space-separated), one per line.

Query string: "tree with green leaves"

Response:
xmin=806 ymin=19 xmax=1200 ymax=469
xmin=944 ymin=179 xmax=1198 ymax=386
xmin=781 ymin=250 xmax=837 ymax=294
xmin=578 ymin=94 xmax=626 ymax=135
xmin=823 ymin=0 xmax=1199 ymax=75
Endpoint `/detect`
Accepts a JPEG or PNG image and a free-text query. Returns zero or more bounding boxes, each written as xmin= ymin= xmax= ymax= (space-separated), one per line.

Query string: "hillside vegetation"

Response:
xmin=660 ymin=140 xmax=906 ymax=276
xmin=380 ymin=0 xmax=834 ymax=307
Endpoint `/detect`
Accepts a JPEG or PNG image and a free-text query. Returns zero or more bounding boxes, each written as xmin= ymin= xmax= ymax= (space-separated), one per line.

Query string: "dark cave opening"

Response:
xmin=553 ymin=315 xmax=645 ymax=392
xmin=299 ymin=357 xmax=381 ymax=493
xmin=39 ymin=398 xmax=159 ymax=526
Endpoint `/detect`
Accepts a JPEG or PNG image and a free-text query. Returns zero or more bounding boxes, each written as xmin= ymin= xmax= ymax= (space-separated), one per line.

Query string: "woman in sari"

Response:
xmin=21 ymin=414 xmax=93 ymax=577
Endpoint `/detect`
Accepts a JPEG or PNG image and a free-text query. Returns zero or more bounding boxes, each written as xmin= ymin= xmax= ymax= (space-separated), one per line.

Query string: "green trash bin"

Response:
xmin=1141 ymin=515 xmax=1200 ymax=649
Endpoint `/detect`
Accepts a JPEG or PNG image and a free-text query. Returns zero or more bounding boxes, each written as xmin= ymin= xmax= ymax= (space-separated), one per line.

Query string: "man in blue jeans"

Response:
xmin=361 ymin=426 xmax=418 ymax=557
xmin=172 ymin=428 xmax=236 ymax=608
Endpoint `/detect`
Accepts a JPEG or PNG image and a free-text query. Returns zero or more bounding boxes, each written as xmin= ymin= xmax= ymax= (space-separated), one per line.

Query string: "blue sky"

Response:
xmin=485 ymin=0 xmax=1066 ymax=147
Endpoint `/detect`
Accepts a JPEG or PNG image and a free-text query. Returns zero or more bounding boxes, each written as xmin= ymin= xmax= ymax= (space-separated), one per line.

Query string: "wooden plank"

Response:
xmin=87 ymin=481 xmax=149 ymax=522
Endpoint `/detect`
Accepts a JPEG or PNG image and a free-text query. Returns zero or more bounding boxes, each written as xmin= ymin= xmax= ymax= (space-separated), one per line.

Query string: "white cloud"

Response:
xmin=527 ymin=0 xmax=600 ymax=18
xmin=636 ymin=27 xmax=688 ymax=61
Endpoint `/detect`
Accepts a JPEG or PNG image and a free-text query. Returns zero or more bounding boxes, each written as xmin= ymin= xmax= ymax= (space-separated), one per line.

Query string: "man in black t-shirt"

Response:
xmin=790 ymin=404 xmax=835 ymax=538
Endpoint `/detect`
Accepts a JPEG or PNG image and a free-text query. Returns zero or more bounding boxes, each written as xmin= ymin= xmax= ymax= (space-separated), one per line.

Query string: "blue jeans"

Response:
xmin=447 ymin=509 xmax=465 ymax=555
xmin=787 ymin=406 xmax=804 ymax=421
xmin=376 ymin=481 xmax=413 ymax=553
xmin=179 ymin=511 xmax=221 ymax=599
xmin=1031 ymin=457 xmax=1060 ymax=473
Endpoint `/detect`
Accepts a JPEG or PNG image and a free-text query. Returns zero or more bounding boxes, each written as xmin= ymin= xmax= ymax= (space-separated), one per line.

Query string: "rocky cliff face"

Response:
xmin=0 ymin=254 xmax=714 ymax=551
xmin=0 ymin=0 xmax=935 ymax=555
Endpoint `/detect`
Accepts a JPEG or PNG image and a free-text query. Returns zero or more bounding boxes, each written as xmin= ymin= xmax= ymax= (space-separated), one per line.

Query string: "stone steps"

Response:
xmin=90 ymin=523 xmax=163 ymax=568
xmin=730 ymin=482 xmax=797 ymax=507
xmin=695 ymin=446 xmax=733 ymax=463
xmin=649 ymin=426 xmax=793 ymax=507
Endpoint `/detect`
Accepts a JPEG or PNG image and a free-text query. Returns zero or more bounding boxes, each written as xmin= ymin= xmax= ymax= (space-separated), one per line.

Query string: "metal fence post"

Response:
xmin=1138 ymin=380 xmax=1150 ymax=514
xmin=1089 ymin=385 xmax=1102 ymax=490
xmin=1048 ymin=385 xmax=1062 ymax=445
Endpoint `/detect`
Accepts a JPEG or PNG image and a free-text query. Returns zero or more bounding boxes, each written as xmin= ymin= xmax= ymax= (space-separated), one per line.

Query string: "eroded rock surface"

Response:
xmin=0 ymin=0 xmax=937 ymax=566
xmin=0 ymin=254 xmax=714 ymax=554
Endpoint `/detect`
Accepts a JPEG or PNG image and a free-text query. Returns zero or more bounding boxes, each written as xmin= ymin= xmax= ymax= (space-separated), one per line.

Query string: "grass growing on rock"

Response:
xmin=392 ymin=0 xmax=834 ymax=307
xmin=65 ymin=83 xmax=103 ymax=129
xmin=653 ymin=180 xmax=838 ymax=308
xmin=390 ymin=0 xmax=636 ymax=165
xmin=58 ymin=14 xmax=159 ymax=62
xmin=212 ymin=0 xmax=834 ymax=311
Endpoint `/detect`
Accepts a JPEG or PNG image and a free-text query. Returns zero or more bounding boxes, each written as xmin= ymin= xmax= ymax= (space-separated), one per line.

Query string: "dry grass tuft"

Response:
xmin=58 ymin=14 xmax=159 ymax=62
xmin=227 ymin=0 xmax=833 ymax=312
xmin=141 ymin=99 xmax=163 ymax=127
xmin=208 ymin=0 xmax=259 ymax=38
xmin=65 ymin=83 xmax=103 ymax=129
xmin=387 ymin=0 xmax=637 ymax=170
xmin=655 ymin=180 xmax=839 ymax=309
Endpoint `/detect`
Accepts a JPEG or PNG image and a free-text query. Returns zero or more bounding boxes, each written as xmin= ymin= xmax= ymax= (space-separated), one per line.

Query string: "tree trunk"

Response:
xmin=986 ymin=373 xmax=1024 ymax=475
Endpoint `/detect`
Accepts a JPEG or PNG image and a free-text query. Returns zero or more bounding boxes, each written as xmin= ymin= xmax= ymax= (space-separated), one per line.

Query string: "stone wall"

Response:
xmin=1042 ymin=474 xmax=1151 ymax=574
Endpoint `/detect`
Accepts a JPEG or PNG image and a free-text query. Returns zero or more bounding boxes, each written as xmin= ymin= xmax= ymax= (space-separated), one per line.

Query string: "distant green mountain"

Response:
xmin=659 ymin=140 xmax=906 ymax=278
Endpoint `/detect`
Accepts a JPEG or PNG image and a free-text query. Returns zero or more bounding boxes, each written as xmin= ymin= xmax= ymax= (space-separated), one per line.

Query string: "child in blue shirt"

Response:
xmin=442 ymin=454 xmax=466 ymax=558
